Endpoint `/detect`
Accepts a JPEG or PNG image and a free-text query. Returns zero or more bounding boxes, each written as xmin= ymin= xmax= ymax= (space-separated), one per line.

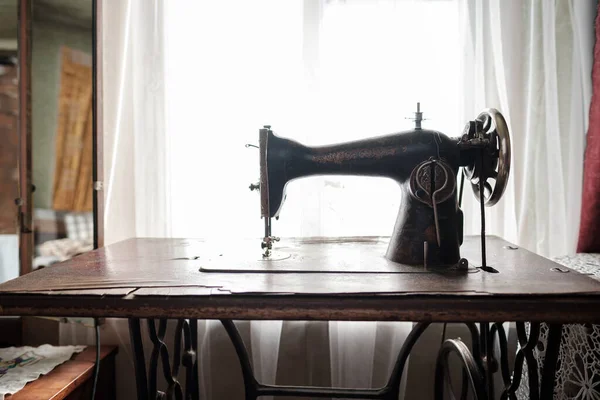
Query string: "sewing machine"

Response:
xmin=254 ymin=104 xmax=511 ymax=268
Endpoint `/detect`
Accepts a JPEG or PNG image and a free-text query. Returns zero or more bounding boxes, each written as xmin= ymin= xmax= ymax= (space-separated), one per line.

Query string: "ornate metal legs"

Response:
xmin=129 ymin=318 xmax=148 ymax=399
xmin=434 ymin=322 xmax=564 ymax=399
xmin=435 ymin=337 xmax=487 ymax=399
xmin=127 ymin=319 xmax=563 ymax=400
xmin=128 ymin=318 xmax=200 ymax=400
xmin=220 ymin=319 xmax=429 ymax=400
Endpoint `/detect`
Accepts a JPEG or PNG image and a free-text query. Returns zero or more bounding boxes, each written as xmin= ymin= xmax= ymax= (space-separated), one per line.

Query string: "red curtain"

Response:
xmin=578 ymin=7 xmax=600 ymax=253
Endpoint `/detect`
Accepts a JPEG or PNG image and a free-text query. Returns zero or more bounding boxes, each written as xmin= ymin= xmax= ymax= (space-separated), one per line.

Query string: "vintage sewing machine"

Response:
xmin=254 ymin=104 xmax=511 ymax=268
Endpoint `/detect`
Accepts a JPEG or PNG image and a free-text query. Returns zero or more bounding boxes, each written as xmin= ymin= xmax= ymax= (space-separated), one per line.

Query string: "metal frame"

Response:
xmin=434 ymin=322 xmax=563 ymax=400
xmin=129 ymin=318 xmax=200 ymax=400
xmin=221 ymin=319 xmax=427 ymax=400
xmin=127 ymin=319 xmax=563 ymax=400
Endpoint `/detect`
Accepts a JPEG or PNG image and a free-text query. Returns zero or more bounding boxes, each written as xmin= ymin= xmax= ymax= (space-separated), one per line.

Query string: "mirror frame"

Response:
xmin=92 ymin=0 xmax=103 ymax=249
xmin=17 ymin=0 xmax=103 ymax=276
xmin=17 ymin=0 xmax=32 ymax=276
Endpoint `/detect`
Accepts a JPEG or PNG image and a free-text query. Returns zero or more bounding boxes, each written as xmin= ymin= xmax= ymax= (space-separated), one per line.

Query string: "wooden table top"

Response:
xmin=0 ymin=236 xmax=599 ymax=323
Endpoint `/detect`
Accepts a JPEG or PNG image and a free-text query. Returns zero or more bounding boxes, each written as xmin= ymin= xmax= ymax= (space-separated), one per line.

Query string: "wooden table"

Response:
xmin=0 ymin=236 xmax=599 ymax=400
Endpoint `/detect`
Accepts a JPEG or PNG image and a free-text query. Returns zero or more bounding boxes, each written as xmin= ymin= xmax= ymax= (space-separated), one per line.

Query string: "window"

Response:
xmin=164 ymin=0 xmax=461 ymax=240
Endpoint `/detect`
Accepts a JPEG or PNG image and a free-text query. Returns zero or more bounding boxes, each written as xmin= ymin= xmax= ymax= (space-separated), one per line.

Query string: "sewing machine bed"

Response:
xmin=199 ymin=237 xmax=481 ymax=273
xmin=0 ymin=235 xmax=599 ymax=323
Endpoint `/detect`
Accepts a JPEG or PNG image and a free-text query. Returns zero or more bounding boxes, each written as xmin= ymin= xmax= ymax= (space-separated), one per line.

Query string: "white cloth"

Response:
xmin=0 ymin=345 xmax=85 ymax=399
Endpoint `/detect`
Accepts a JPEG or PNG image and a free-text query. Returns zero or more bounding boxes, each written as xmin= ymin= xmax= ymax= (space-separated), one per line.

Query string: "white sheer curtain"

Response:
xmin=59 ymin=0 xmax=595 ymax=399
xmin=458 ymin=0 xmax=595 ymax=258
xmin=165 ymin=0 xmax=461 ymax=240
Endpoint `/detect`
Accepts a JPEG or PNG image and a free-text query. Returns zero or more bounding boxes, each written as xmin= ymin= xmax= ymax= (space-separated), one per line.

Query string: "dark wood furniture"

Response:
xmin=5 ymin=346 xmax=117 ymax=400
xmin=0 ymin=236 xmax=599 ymax=399
xmin=12 ymin=0 xmax=103 ymax=275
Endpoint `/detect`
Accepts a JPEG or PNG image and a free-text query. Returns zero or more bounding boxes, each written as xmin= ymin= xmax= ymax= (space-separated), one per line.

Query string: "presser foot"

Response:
xmin=261 ymin=235 xmax=280 ymax=258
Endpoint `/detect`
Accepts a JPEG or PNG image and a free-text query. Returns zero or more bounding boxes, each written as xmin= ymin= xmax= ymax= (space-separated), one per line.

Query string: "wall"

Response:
xmin=31 ymin=19 xmax=91 ymax=209
xmin=0 ymin=235 xmax=18 ymax=283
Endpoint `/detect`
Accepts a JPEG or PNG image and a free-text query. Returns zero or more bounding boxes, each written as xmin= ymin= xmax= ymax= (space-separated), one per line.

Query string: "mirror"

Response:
xmin=0 ymin=0 xmax=95 ymax=283
xmin=30 ymin=0 xmax=94 ymax=271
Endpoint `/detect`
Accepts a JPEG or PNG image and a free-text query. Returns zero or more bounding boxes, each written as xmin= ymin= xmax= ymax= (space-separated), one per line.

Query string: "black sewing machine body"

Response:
xmin=257 ymin=107 xmax=511 ymax=268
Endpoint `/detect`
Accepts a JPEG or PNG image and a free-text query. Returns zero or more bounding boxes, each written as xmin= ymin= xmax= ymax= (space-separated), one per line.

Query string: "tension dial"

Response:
xmin=409 ymin=158 xmax=456 ymax=206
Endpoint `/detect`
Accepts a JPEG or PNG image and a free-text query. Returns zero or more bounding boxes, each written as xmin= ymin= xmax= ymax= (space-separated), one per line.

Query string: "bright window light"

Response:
xmin=164 ymin=0 xmax=460 ymax=239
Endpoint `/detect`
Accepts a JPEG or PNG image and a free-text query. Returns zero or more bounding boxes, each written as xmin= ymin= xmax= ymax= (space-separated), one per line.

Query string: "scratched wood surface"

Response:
xmin=0 ymin=236 xmax=599 ymax=323
xmin=0 ymin=236 xmax=597 ymax=294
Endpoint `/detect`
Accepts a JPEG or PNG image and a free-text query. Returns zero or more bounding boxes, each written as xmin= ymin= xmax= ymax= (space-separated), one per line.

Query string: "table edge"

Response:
xmin=1 ymin=292 xmax=599 ymax=323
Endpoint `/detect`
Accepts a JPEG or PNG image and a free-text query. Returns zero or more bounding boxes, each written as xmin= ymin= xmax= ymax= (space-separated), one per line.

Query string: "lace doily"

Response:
xmin=517 ymin=254 xmax=600 ymax=399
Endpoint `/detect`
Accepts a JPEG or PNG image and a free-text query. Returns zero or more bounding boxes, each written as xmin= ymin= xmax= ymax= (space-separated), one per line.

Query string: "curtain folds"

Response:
xmin=458 ymin=0 xmax=594 ymax=259
xmin=102 ymin=0 xmax=170 ymax=242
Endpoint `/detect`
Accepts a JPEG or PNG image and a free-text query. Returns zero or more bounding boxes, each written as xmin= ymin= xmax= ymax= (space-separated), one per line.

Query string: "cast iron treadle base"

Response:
xmin=129 ymin=318 xmax=200 ymax=400
xmin=220 ymin=319 xmax=427 ymax=400
xmin=434 ymin=322 xmax=563 ymax=400
xmin=127 ymin=319 xmax=563 ymax=400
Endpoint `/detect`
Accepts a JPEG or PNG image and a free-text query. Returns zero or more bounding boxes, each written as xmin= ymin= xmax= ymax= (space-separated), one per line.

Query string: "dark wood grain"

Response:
xmin=0 ymin=236 xmax=598 ymax=295
xmin=6 ymin=346 xmax=117 ymax=400
xmin=0 ymin=236 xmax=599 ymax=323
xmin=0 ymin=292 xmax=599 ymax=323
xmin=31 ymin=288 xmax=137 ymax=296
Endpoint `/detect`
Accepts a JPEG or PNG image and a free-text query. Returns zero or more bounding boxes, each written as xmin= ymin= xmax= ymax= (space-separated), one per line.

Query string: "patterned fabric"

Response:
xmin=64 ymin=212 xmax=93 ymax=242
xmin=33 ymin=208 xmax=68 ymax=246
xmin=32 ymin=211 xmax=93 ymax=268
xmin=37 ymin=238 xmax=93 ymax=262
xmin=518 ymin=254 xmax=600 ymax=399
xmin=577 ymin=4 xmax=600 ymax=253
